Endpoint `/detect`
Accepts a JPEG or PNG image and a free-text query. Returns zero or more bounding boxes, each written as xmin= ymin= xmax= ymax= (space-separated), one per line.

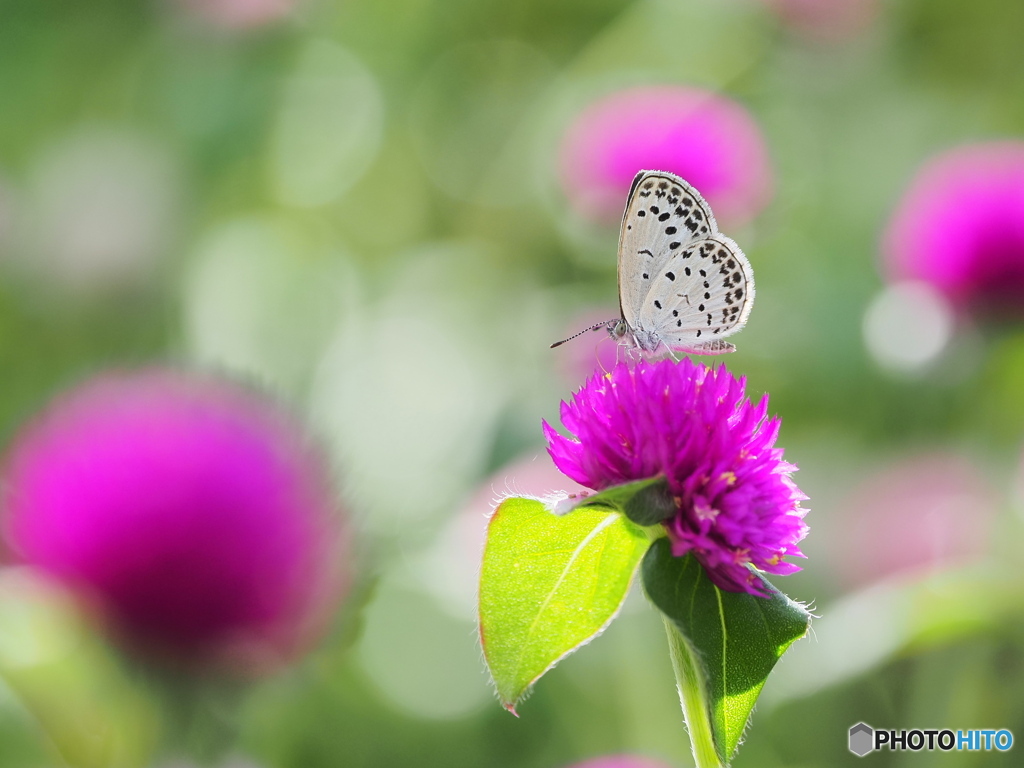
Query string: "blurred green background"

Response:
xmin=2 ymin=0 xmax=1024 ymax=765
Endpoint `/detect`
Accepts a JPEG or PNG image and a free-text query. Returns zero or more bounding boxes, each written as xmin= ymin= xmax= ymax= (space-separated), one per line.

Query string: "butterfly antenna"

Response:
xmin=549 ymin=321 xmax=616 ymax=349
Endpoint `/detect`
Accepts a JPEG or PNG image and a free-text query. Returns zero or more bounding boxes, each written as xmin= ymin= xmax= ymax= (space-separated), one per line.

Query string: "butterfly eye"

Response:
xmin=608 ymin=320 xmax=629 ymax=340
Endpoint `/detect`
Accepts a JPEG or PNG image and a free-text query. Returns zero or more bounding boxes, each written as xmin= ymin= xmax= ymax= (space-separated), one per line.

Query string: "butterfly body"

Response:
xmin=552 ymin=170 xmax=755 ymax=356
xmin=606 ymin=318 xmax=660 ymax=353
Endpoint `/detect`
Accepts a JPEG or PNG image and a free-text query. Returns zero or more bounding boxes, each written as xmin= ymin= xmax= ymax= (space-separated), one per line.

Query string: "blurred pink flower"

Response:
xmin=883 ymin=142 xmax=1024 ymax=321
xmin=565 ymin=757 xmax=674 ymax=768
xmin=760 ymin=0 xmax=878 ymax=43
xmin=830 ymin=453 xmax=994 ymax=590
xmin=174 ymin=0 xmax=297 ymax=30
xmin=559 ymin=86 xmax=772 ymax=227
xmin=0 ymin=369 xmax=346 ymax=672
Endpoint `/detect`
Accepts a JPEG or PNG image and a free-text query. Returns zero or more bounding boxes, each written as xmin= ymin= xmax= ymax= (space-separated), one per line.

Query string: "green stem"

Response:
xmin=662 ymin=617 xmax=725 ymax=768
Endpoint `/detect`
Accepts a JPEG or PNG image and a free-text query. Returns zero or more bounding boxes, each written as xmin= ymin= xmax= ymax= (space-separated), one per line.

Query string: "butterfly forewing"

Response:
xmin=617 ymin=171 xmax=718 ymax=330
xmin=637 ymin=234 xmax=754 ymax=352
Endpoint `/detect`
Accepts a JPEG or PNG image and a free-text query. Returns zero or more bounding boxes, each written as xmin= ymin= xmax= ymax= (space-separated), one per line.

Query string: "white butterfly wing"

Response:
xmin=616 ymin=170 xmax=718 ymax=331
xmin=636 ymin=235 xmax=754 ymax=353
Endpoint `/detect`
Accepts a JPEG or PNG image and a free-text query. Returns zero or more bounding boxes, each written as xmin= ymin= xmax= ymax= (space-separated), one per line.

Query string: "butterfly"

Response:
xmin=552 ymin=170 xmax=755 ymax=356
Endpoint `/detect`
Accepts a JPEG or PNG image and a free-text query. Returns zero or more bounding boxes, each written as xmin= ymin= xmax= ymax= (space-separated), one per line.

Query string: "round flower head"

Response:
xmin=0 ymin=369 xmax=346 ymax=672
xmin=559 ymin=85 xmax=772 ymax=227
xmin=883 ymin=142 xmax=1024 ymax=321
xmin=543 ymin=359 xmax=807 ymax=595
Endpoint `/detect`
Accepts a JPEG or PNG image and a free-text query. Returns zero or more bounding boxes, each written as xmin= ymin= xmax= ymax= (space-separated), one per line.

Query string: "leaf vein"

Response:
xmin=512 ymin=513 xmax=621 ymax=681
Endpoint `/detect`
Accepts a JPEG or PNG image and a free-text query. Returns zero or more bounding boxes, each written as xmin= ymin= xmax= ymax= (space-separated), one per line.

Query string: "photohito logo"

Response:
xmin=848 ymin=723 xmax=1013 ymax=756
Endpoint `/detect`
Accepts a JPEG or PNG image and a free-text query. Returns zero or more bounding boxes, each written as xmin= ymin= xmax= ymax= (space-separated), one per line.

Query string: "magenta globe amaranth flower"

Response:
xmin=559 ymin=85 xmax=772 ymax=227
xmin=0 ymin=369 xmax=347 ymax=671
xmin=883 ymin=142 xmax=1024 ymax=321
xmin=543 ymin=359 xmax=807 ymax=595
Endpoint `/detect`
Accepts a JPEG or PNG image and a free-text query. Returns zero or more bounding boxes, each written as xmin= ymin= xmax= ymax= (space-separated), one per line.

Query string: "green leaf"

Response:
xmin=641 ymin=538 xmax=811 ymax=765
xmin=478 ymin=496 xmax=650 ymax=713
xmin=576 ymin=476 xmax=676 ymax=526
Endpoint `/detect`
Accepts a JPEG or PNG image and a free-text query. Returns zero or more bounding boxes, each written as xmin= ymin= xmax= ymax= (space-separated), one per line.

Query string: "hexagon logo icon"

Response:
xmin=849 ymin=722 xmax=874 ymax=757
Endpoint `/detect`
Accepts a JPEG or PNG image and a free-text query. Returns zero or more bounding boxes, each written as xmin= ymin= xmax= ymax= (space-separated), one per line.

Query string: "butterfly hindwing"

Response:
xmin=636 ymin=234 xmax=754 ymax=352
xmin=617 ymin=171 xmax=718 ymax=331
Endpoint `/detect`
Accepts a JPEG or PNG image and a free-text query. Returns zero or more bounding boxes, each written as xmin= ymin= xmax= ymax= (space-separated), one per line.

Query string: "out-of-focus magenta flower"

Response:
xmin=174 ymin=0 xmax=297 ymax=30
xmin=0 ymin=369 xmax=346 ymax=672
xmin=830 ymin=453 xmax=993 ymax=590
xmin=558 ymin=85 xmax=772 ymax=227
xmin=543 ymin=359 xmax=807 ymax=596
xmin=760 ymin=0 xmax=878 ymax=43
xmin=564 ymin=757 xmax=674 ymax=768
xmin=883 ymin=142 xmax=1024 ymax=321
